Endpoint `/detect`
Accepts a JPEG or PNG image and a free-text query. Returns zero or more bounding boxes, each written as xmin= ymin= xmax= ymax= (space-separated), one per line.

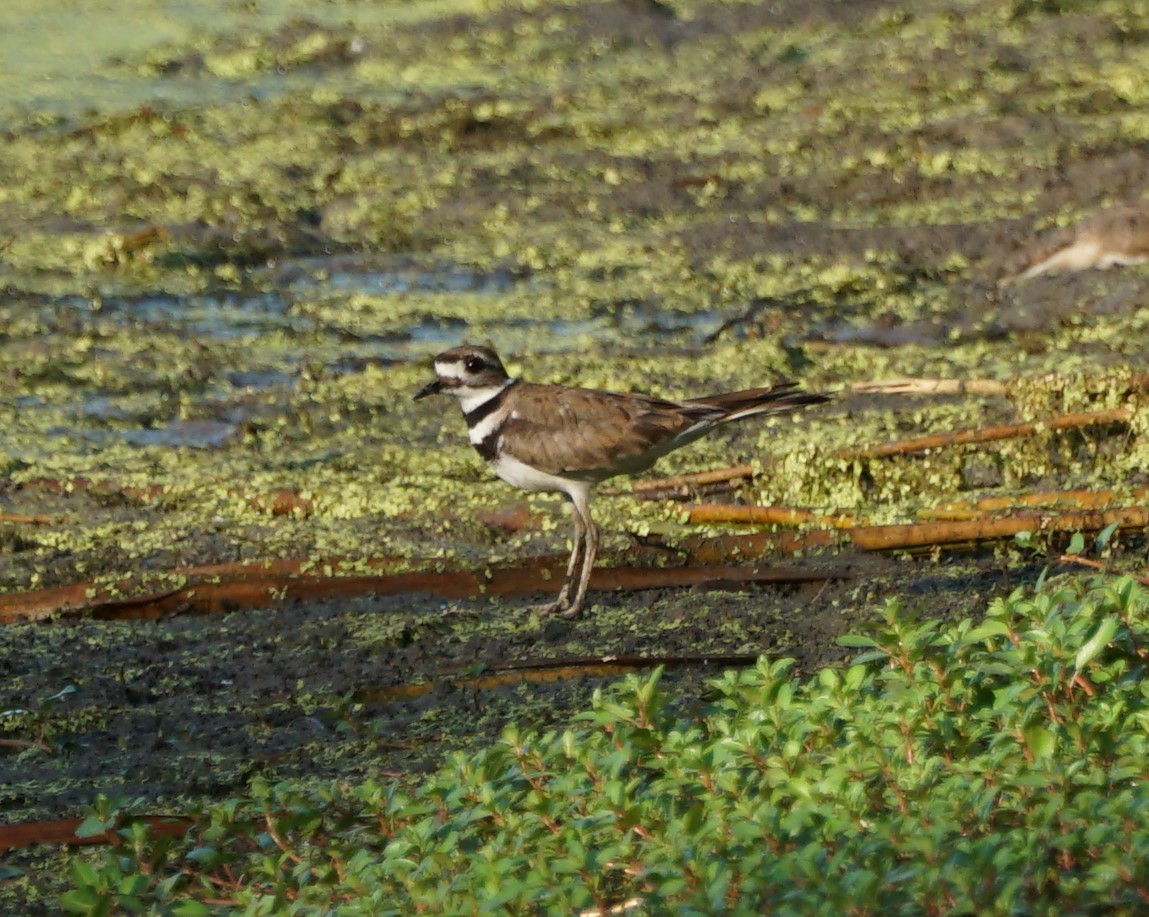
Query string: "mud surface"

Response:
xmin=2 ymin=0 xmax=1149 ymax=904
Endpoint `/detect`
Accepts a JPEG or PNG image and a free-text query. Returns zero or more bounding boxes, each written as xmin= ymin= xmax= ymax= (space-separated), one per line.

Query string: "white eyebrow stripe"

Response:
xmin=435 ymin=362 xmax=465 ymax=382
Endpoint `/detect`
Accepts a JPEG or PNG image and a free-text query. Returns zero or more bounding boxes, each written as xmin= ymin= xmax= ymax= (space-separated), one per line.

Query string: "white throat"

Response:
xmin=456 ymin=378 xmax=515 ymax=414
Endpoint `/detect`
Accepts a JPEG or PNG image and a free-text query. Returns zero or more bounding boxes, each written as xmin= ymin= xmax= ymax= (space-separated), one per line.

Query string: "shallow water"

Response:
xmin=0 ymin=0 xmax=464 ymax=123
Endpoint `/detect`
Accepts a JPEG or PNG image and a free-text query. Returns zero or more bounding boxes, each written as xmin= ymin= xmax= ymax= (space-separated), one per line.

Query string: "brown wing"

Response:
xmin=498 ymin=384 xmax=709 ymax=480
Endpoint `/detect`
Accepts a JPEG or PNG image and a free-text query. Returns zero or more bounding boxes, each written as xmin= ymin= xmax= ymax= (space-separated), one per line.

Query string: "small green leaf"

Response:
xmin=59 ymin=888 xmax=101 ymax=914
xmin=169 ymin=900 xmax=213 ymax=917
xmin=837 ymin=634 xmax=879 ymax=648
xmin=1066 ymin=532 xmax=1085 ymax=556
xmin=1022 ymin=724 xmax=1055 ymax=759
xmin=1095 ymin=521 xmax=1119 ymax=552
xmin=186 ymin=846 xmax=220 ymax=866
xmin=117 ymin=874 xmax=149 ymax=897
xmin=74 ymin=815 xmax=111 ymax=839
xmin=1075 ymin=617 xmax=1119 ymax=671
xmin=844 ymin=664 xmax=868 ymax=690
xmin=70 ymin=860 xmax=101 ymax=888
xmin=966 ymin=619 xmax=1011 ymax=642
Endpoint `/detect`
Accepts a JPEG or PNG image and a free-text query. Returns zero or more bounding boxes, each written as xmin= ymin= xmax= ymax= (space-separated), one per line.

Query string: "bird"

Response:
xmin=413 ymin=343 xmax=830 ymax=619
xmin=1011 ymin=203 xmax=1149 ymax=281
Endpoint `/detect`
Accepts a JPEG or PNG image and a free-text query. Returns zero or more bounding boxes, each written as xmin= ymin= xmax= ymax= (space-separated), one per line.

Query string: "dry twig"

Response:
xmin=846 ymin=506 xmax=1149 ymax=551
xmin=1058 ymin=553 xmax=1149 ymax=586
xmin=630 ymin=463 xmax=755 ymax=495
xmin=0 ymin=560 xmax=843 ymax=625
xmin=849 ymin=378 xmax=1009 ymax=397
xmin=842 ymin=407 xmax=1131 ymax=460
xmin=920 ymin=487 xmax=1149 ymax=521
xmin=0 ymin=513 xmax=57 ymax=525
xmin=686 ymin=504 xmax=856 ymax=528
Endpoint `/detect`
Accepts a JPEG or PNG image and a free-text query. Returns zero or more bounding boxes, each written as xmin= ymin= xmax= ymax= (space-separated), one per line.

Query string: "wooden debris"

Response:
xmin=668 ymin=503 xmax=1149 ymax=560
xmin=0 ymin=560 xmax=845 ymax=625
xmin=1008 ymin=203 xmax=1149 ymax=282
xmin=686 ymin=504 xmax=856 ymax=528
xmin=357 ymin=651 xmax=767 ymax=703
xmin=847 ymin=506 xmax=1149 ymax=551
xmin=0 ymin=815 xmax=192 ymax=853
xmin=920 ymin=487 xmax=1149 ymax=521
xmin=0 ymin=513 xmax=56 ymax=525
xmin=630 ymin=463 xmax=756 ymax=495
xmin=1058 ymin=554 xmax=1149 ymax=586
xmin=842 ymin=407 xmax=1131 ymax=460
xmin=849 ymin=378 xmax=1009 ymax=397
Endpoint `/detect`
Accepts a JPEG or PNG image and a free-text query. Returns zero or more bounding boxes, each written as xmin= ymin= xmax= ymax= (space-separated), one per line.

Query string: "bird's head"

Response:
xmin=414 ymin=344 xmax=512 ymax=401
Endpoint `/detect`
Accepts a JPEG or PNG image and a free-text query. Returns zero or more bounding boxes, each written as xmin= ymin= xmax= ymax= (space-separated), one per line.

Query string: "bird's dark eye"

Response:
xmin=465 ymin=356 xmax=485 ymax=373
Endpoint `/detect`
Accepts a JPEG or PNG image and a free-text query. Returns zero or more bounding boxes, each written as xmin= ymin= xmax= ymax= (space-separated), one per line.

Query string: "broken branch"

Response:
xmin=1057 ymin=553 xmax=1149 ymax=586
xmin=919 ymin=487 xmax=1149 ymax=521
xmin=0 ymin=560 xmax=845 ymax=625
xmin=842 ymin=407 xmax=1131 ymax=460
xmin=686 ymin=504 xmax=856 ymax=528
xmin=848 ymin=506 xmax=1149 ymax=551
xmin=630 ymin=463 xmax=756 ymax=495
xmin=849 ymin=378 xmax=1009 ymax=397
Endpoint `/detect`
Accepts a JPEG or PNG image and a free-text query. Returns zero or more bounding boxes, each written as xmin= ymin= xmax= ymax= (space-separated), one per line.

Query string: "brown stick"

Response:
xmin=686 ymin=504 xmax=857 ymax=528
xmin=357 ymin=651 xmax=767 ymax=703
xmin=849 ymin=378 xmax=1009 ymax=397
xmin=847 ymin=506 xmax=1149 ymax=551
xmin=670 ymin=505 xmax=1149 ymax=561
xmin=851 ymin=373 xmax=1149 ymax=398
xmin=1058 ymin=554 xmax=1149 ymax=586
xmin=0 ymin=561 xmax=845 ymax=625
xmin=0 ymin=815 xmax=193 ymax=853
xmin=0 ymin=513 xmax=57 ymax=525
xmin=843 ymin=407 xmax=1131 ymax=460
xmin=0 ymin=737 xmax=54 ymax=754
xmin=919 ymin=487 xmax=1149 ymax=521
xmin=631 ymin=463 xmax=756 ymax=494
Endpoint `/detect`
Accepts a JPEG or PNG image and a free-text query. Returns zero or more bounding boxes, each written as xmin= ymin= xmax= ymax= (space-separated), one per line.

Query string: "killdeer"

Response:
xmin=1012 ymin=203 xmax=1149 ymax=281
xmin=414 ymin=344 xmax=830 ymax=618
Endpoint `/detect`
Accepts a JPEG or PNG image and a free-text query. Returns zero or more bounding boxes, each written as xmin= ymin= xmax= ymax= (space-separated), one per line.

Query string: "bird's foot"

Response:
xmin=528 ymin=592 xmax=583 ymax=619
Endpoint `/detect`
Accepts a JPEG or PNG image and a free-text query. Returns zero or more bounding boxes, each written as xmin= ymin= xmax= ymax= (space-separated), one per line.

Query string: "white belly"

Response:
xmin=489 ymin=453 xmax=589 ymax=502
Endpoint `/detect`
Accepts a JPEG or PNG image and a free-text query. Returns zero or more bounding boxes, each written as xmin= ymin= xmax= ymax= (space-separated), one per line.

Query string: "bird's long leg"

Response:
xmin=529 ymin=500 xmax=585 ymax=615
xmin=555 ymin=506 xmax=586 ymax=607
xmin=558 ymin=491 xmax=597 ymax=620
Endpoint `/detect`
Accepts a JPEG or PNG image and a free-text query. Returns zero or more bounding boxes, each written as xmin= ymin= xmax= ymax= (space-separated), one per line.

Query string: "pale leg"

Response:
xmin=530 ymin=501 xmax=585 ymax=615
xmin=557 ymin=491 xmax=597 ymax=619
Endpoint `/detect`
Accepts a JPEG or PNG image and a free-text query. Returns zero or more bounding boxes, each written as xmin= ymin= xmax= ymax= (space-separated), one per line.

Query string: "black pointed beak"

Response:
xmin=413 ymin=378 xmax=443 ymax=401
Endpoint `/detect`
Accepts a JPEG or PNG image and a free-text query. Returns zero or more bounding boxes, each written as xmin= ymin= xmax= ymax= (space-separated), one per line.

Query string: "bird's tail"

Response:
xmin=691 ymin=383 xmax=831 ymax=423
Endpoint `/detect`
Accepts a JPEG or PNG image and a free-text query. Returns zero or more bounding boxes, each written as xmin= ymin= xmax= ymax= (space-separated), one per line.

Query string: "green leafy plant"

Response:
xmin=62 ymin=576 xmax=1149 ymax=913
